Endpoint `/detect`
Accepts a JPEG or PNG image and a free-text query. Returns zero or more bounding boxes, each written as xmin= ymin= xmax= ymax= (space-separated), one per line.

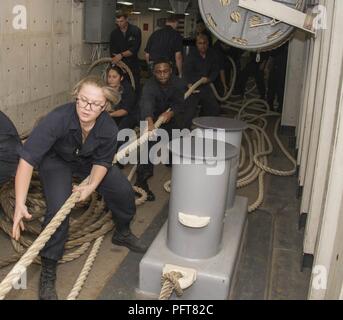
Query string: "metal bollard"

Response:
xmin=193 ymin=117 xmax=247 ymax=209
xmin=167 ymin=135 xmax=238 ymax=259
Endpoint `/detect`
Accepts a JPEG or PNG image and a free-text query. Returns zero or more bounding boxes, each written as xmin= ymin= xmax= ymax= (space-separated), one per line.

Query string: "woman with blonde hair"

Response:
xmin=12 ymin=76 xmax=147 ymax=300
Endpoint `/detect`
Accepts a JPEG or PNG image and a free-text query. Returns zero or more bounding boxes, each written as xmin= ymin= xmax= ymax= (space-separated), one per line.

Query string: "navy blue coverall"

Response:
xmin=183 ymin=47 xmax=221 ymax=129
xmin=0 ymin=111 xmax=21 ymax=186
xmin=136 ymin=75 xmax=186 ymax=184
xmin=20 ymin=103 xmax=136 ymax=261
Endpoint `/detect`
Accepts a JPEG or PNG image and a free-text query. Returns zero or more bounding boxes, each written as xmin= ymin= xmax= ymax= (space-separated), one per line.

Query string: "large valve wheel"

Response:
xmin=198 ymin=0 xmax=306 ymax=51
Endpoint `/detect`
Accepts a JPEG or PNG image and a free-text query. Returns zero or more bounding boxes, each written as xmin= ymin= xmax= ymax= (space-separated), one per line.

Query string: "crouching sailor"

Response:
xmin=134 ymin=58 xmax=186 ymax=201
xmin=11 ymin=76 xmax=147 ymax=300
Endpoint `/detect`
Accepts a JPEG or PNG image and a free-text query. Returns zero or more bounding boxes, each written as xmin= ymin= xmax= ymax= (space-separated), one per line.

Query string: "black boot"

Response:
xmin=112 ymin=229 xmax=148 ymax=253
xmin=39 ymin=257 xmax=58 ymax=300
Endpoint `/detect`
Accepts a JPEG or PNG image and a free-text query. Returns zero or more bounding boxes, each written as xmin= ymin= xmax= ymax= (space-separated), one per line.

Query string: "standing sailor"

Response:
xmin=145 ymin=15 xmax=184 ymax=77
xmin=110 ymin=12 xmax=142 ymax=94
xmin=183 ymin=33 xmax=220 ymax=129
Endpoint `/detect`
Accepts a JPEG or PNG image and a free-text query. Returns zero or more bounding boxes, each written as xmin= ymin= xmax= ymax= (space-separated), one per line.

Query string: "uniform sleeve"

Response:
xmin=140 ymin=84 xmax=157 ymax=120
xmin=128 ymin=27 xmax=142 ymax=56
xmin=92 ymin=132 xmax=118 ymax=169
xmin=174 ymin=33 xmax=183 ymax=53
xmin=0 ymin=135 xmax=21 ymax=163
xmin=145 ymin=34 xmax=152 ymax=54
xmin=0 ymin=112 xmax=20 ymax=137
xmin=183 ymin=54 xmax=196 ymax=84
xmin=170 ymin=86 xmax=185 ymax=115
xmin=119 ymin=84 xmax=136 ymax=114
xmin=214 ymin=47 xmax=226 ymax=70
xmin=208 ymin=52 xmax=220 ymax=83
xmin=19 ymin=111 xmax=65 ymax=168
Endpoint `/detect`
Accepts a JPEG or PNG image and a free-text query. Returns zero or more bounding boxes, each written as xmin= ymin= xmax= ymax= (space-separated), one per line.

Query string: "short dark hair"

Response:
xmin=196 ymin=32 xmax=209 ymax=43
xmin=116 ymin=11 xmax=128 ymax=19
xmin=153 ymin=58 xmax=173 ymax=69
xmin=107 ymin=65 xmax=125 ymax=78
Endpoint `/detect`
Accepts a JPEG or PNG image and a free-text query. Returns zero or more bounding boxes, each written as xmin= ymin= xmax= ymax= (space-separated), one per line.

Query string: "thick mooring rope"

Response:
xmin=66 ymin=236 xmax=104 ymax=300
xmin=159 ymin=271 xmax=183 ymax=300
xmin=210 ymin=56 xmax=237 ymax=103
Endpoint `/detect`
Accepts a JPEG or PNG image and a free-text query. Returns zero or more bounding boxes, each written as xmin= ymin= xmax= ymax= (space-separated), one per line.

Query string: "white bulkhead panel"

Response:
xmin=0 ymin=0 xmax=92 ymax=133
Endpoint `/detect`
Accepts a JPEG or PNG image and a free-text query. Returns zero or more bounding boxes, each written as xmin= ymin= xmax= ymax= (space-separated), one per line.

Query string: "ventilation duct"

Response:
xmin=168 ymin=0 xmax=190 ymax=14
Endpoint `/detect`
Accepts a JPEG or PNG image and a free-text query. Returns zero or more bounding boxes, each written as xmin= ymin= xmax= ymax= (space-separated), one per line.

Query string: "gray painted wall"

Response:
xmin=0 ymin=0 xmax=93 ymax=134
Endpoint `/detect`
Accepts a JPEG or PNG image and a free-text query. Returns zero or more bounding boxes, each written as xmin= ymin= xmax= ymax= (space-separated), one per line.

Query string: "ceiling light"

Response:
xmin=117 ymin=1 xmax=133 ymax=6
xmin=148 ymin=7 xmax=161 ymax=12
xmin=167 ymin=10 xmax=175 ymax=14
xmin=184 ymin=12 xmax=190 ymax=16
xmin=131 ymin=11 xmax=141 ymax=15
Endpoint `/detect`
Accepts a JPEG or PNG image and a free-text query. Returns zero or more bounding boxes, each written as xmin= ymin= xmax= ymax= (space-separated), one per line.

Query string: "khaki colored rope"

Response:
xmin=67 ymin=236 xmax=104 ymax=300
xmin=59 ymin=243 xmax=92 ymax=264
xmin=159 ymin=271 xmax=183 ymax=300
xmin=69 ymin=194 xmax=99 ymax=232
xmin=68 ymin=213 xmax=111 ymax=241
xmin=163 ymin=180 xmax=171 ymax=193
xmin=251 ymin=121 xmax=296 ymax=176
xmin=239 ymin=146 xmax=246 ymax=170
xmin=184 ymin=78 xmax=207 ymax=99
xmin=0 ymin=183 xmax=84 ymax=299
xmin=113 ymin=111 xmax=169 ymax=164
xmin=210 ymin=56 xmax=237 ymax=102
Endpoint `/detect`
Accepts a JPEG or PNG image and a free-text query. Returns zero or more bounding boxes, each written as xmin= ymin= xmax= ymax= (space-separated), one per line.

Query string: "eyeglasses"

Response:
xmin=76 ymin=96 xmax=107 ymax=112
